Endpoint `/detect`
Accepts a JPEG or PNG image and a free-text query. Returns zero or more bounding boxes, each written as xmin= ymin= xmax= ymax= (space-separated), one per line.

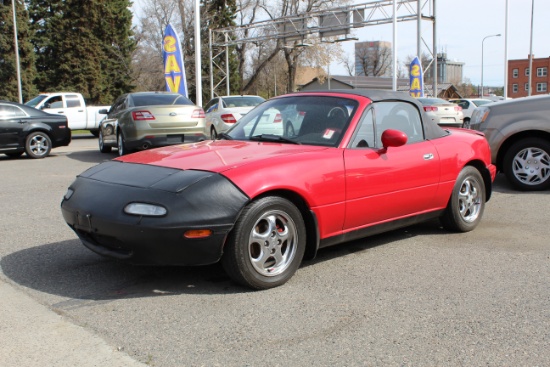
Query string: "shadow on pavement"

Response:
xmin=1 ymin=220 xmax=447 ymax=303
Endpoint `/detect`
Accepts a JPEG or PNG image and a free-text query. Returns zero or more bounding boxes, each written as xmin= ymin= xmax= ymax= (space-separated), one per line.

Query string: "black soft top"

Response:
xmin=293 ymin=89 xmax=448 ymax=140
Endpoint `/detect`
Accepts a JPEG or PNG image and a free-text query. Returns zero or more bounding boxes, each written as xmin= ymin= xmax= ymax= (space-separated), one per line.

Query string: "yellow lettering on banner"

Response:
xmin=166 ymin=76 xmax=181 ymax=92
xmin=411 ymin=64 xmax=420 ymax=77
xmin=165 ymin=55 xmax=181 ymax=73
xmin=410 ymin=92 xmax=421 ymax=98
xmin=411 ymin=78 xmax=421 ymax=90
xmin=164 ymin=36 xmax=177 ymax=53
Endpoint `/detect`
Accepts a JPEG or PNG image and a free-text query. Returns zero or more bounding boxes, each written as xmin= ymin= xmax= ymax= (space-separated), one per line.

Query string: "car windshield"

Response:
xmin=24 ymin=95 xmax=48 ymax=108
xmin=131 ymin=94 xmax=194 ymax=107
xmin=222 ymin=96 xmax=265 ymax=108
xmin=226 ymin=96 xmax=358 ymax=147
xmin=473 ymin=100 xmax=492 ymax=107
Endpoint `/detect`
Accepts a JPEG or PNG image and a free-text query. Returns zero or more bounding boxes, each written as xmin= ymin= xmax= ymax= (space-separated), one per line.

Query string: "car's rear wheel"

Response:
xmin=98 ymin=130 xmax=112 ymax=153
xmin=222 ymin=196 xmax=306 ymax=290
xmin=441 ymin=166 xmax=485 ymax=232
xmin=117 ymin=131 xmax=127 ymax=156
xmin=462 ymin=118 xmax=470 ymax=128
xmin=25 ymin=131 xmax=52 ymax=159
xmin=503 ymin=138 xmax=550 ymax=191
xmin=210 ymin=127 xmax=217 ymax=140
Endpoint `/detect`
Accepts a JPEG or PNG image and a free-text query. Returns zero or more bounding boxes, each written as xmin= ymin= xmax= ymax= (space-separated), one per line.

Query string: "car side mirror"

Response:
xmin=98 ymin=109 xmax=109 ymax=114
xmin=381 ymin=129 xmax=408 ymax=150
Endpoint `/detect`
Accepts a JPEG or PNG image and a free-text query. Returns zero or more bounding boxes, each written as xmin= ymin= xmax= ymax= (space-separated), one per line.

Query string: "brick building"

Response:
xmin=508 ymin=55 xmax=550 ymax=97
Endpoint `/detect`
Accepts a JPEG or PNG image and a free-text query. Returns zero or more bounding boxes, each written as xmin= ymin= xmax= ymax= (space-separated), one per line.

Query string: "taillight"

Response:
xmin=274 ymin=113 xmax=282 ymax=123
xmin=423 ymin=106 xmax=438 ymax=112
xmin=221 ymin=114 xmax=237 ymax=124
xmin=454 ymin=106 xmax=462 ymax=111
xmin=132 ymin=110 xmax=155 ymax=120
xmin=192 ymin=108 xmax=205 ymax=118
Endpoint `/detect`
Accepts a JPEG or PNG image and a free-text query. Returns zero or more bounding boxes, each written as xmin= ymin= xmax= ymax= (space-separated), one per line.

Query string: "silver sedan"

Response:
xmin=417 ymin=97 xmax=464 ymax=128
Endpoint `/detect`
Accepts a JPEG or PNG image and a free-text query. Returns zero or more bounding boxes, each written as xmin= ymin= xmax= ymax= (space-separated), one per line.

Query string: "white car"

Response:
xmin=417 ymin=97 xmax=464 ymax=128
xmin=449 ymin=98 xmax=493 ymax=126
xmin=204 ymin=95 xmax=265 ymax=139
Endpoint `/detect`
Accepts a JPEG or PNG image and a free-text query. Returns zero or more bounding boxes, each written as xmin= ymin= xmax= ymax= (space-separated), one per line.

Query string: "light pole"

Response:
xmin=481 ymin=33 xmax=501 ymax=98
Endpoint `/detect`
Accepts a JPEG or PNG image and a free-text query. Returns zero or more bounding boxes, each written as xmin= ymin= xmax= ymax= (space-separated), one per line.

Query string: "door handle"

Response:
xmin=58 ymin=111 xmax=65 ymax=114
xmin=78 ymin=110 xmax=84 ymax=112
xmin=423 ymin=153 xmax=434 ymax=160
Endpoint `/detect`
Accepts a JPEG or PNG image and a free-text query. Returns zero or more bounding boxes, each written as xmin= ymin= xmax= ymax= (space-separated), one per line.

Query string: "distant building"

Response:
xmin=298 ymin=75 xmax=409 ymax=91
xmin=508 ymin=55 xmax=550 ymax=97
xmin=425 ymin=53 xmax=464 ymax=84
xmin=354 ymin=41 xmax=392 ymax=77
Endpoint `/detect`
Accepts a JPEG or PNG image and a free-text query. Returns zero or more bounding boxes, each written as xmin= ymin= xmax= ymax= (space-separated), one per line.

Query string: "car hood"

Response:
xmin=117 ymin=140 xmax=329 ymax=173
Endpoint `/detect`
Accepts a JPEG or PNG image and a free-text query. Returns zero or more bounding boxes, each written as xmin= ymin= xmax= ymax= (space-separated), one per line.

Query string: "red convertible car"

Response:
xmin=61 ymin=90 xmax=496 ymax=289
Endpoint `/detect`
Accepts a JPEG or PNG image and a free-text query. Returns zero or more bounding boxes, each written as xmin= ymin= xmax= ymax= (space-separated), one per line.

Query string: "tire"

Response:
xmin=98 ymin=130 xmax=112 ymax=153
xmin=285 ymin=122 xmax=295 ymax=138
xmin=210 ymin=127 xmax=217 ymax=140
xmin=440 ymin=166 xmax=485 ymax=232
xmin=222 ymin=196 xmax=306 ymax=290
xmin=503 ymin=138 xmax=550 ymax=191
xmin=117 ymin=130 xmax=127 ymax=156
xmin=462 ymin=118 xmax=470 ymax=129
xmin=4 ymin=152 xmax=23 ymax=158
xmin=25 ymin=131 xmax=52 ymax=159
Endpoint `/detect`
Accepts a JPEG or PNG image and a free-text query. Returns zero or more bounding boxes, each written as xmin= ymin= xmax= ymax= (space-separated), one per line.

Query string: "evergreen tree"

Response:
xmin=0 ymin=0 xmax=37 ymax=101
xmin=28 ymin=0 xmax=135 ymax=104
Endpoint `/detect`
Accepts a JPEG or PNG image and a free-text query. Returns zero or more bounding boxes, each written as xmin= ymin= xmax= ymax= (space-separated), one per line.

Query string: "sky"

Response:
xmin=132 ymin=0 xmax=550 ymax=88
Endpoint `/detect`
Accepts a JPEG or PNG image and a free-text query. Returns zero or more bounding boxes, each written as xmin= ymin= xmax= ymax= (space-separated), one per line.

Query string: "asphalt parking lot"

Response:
xmin=1 ymin=135 xmax=549 ymax=367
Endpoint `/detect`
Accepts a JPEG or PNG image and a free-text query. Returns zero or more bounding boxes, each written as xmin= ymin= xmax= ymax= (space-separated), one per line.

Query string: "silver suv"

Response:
xmin=469 ymin=94 xmax=550 ymax=191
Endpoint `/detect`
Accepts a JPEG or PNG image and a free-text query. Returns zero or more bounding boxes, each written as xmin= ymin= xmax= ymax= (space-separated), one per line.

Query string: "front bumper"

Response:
xmin=61 ymin=161 xmax=249 ymax=265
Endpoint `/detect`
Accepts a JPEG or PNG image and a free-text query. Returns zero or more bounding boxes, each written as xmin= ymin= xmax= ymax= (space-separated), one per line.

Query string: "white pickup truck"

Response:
xmin=25 ymin=92 xmax=110 ymax=136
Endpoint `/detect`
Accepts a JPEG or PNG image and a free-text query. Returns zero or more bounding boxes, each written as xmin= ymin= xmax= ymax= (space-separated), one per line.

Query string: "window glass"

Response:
xmin=131 ymin=93 xmax=194 ymax=107
xmin=512 ymin=68 xmax=518 ymax=78
xmin=66 ymin=99 xmax=82 ymax=108
xmin=0 ymin=105 xmax=26 ymax=119
xmin=350 ymin=108 xmax=374 ymax=148
xmin=373 ymin=101 xmax=423 ymax=147
xmin=537 ymin=83 xmax=547 ymax=92
xmin=222 ymin=96 xmax=265 ymax=108
xmin=45 ymin=96 xmax=63 ymax=109
xmin=512 ymin=84 xmax=518 ymax=93
xmin=537 ymin=67 xmax=547 ymax=77
xmin=525 ymin=68 xmax=530 ymax=76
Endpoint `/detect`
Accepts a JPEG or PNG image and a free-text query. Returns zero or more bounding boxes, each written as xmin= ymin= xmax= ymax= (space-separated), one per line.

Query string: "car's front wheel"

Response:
xmin=210 ymin=127 xmax=217 ymax=140
xmin=503 ymin=138 xmax=550 ymax=191
xmin=440 ymin=166 xmax=485 ymax=232
xmin=25 ymin=131 xmax=52 ymax=159
xmin=222 ymin=196 xmax=306 ymax=290
xmin=98 ymin=130 xmax=112 ymax=153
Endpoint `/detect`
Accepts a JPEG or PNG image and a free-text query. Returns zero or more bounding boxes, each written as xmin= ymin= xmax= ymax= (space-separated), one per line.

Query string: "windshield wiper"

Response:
xmin=249 ymin=134 xmax=301 ymax=145
xmin=217 ymin=132 xmax=233 ymax=140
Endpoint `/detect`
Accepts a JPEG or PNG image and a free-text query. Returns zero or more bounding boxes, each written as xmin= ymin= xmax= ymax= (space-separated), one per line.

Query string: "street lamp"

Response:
xmin=481 ymin=33 xmax=501 ymax=98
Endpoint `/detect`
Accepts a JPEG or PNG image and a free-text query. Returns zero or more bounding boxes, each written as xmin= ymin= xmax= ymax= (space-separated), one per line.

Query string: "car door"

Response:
xmin=0 ymin=104 xmax=27 ymax=149
xmin=62 ymin=94 xmax=87 ymax=129
xmin=343 ymin=101 xmax=441 ymax=230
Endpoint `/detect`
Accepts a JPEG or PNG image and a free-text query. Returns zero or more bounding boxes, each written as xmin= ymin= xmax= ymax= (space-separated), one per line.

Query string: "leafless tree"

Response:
xmin=355 ymin=42 xmax=392 ymax=77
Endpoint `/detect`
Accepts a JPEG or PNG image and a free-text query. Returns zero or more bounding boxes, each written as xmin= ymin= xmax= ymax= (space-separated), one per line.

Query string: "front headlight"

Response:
xmin=124 ymin=203 xmax=167 ymax=217
xmin=470 ymin=107 xmax=490 ymax=128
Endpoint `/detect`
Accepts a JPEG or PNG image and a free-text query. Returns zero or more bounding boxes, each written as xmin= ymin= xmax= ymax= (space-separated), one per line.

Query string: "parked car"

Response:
xmin=61 ymin=90 xmax=496 ymax=290
xmin=417 ymin=97 xmax=464 ymax=128
xmin=25 ymin=92 xmax=110 ymax=136
xmin=97 ymin=92 xmax=206 ymax=156
xmin=0 ymin=100 xmax=71 ymax=159
xmin=469 ymin=94 xmax=550 ymax=191
xmin=204 ymin=95 xmax=265 ymax=139
xmin=449 ymin=98 xmax=493 ymax=126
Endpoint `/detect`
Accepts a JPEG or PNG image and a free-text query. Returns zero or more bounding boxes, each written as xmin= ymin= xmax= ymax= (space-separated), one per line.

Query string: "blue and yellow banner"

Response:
xmin=409 ymin=56 xmax=424 ymax=98
xmin=163 ymin=24 xmax=188 ymax=97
